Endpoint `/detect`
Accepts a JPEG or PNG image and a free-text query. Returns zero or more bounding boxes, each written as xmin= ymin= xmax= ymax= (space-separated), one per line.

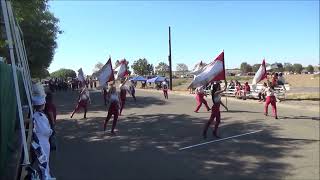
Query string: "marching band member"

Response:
xmin=203 ymin=80 xmax=227 ymax=139
xmin=70 ymin=87 xmax=91 ymax=119
xmin=264 ymin=81 xmax=278 ymax=119
xmin=162 ymin=81 xmax=169 ymax=99
xmin=119 ymin=77 xmax=129 ymax=115
xmin=104 ymin=86 xmax=121 ymax=135
xmin=194 ymin=85 xmax=211 ymax=113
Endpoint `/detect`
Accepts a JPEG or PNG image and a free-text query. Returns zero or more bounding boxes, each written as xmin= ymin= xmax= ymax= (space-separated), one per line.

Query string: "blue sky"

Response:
xmin=48 ymin=1 xmax=319 ymax=74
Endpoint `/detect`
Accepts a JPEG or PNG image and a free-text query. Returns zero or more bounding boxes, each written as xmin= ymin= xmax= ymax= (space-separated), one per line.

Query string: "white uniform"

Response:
xmin=33 ymin=111 xmax=53 ymax=179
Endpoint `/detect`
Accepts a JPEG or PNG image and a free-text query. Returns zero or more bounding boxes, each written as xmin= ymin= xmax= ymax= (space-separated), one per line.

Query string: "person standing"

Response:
xmin=32 ymin=95 xmax=53 ymax=179
xmin=202 ymin=80 xmax=227 ymax=139
xmin=70 ymin=87 xmax=91 ymax=119
xmin=194 ymin=85 xmax=211 ymax=113
xmin=94 ymin=79 xmax=97 ymax=88
xmin=129 ymin=80 xmax=137 ymax=101
xmin=89 ymin=78 xmax=93 ymax=89
xmin=162 ymin=81 xmax=169 ymax=99
xmin=243 ymin=82 xmax=251 ymax=100
xmin=264 ymin=81 xmax=278 ymax=119
xmin=44 ymin=92 xmax=57 ymax=151
xmin=103 ymin=86 xmax=121 ymax=135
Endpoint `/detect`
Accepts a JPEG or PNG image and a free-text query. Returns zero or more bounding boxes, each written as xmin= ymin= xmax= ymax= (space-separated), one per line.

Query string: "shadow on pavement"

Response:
xmin=50 ymin=112 xmax=316 ymax=180
xmin=281 ymin=116 xmax=320 ymax=121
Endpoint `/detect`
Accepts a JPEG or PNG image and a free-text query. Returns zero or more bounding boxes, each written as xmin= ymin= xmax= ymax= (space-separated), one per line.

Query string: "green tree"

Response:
xmin=284 ymin=63 xmax=293 ymax=72
xmin=155 ymin=62 xmax=169 ymax=75
xmin=277 ymin=63 xmax=284 ymax=72
xmin=293 ymin=63 xmax=303 ymax=74
xmin=38 ymin=68 xmax=50 ymax=79
xmin=50 ymin=68 xmax=76 ymax=79
xmin=131 ymin=58 xmax=153 ymax=75
xmin=306 ymin=65 xmax=314 ymax=74
xmin=10 ymin=0 xmax=62 ymax=78
xmin=240 ymin=62 xmax=252 ymax=73
xmin=93 ymin=62 xmax=104 ymax=73
xmin=252 ymin=64 xmax=261 ymax=72
xmin=176 ymin=63 xmax=188 ymax=73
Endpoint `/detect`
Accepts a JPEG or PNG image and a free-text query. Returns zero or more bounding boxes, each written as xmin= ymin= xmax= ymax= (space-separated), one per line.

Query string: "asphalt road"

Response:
xmin=51 ymin=89 xmax=319 ymax=180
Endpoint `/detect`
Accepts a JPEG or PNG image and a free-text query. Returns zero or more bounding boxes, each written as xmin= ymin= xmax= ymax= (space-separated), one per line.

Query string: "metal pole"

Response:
xmin=168 ymin=26 xmax=173 ymax=90
xmin=7 ymin=1 xmax=34 ymax=127
xmin=1 ymin=0 xmax=30 ymax=165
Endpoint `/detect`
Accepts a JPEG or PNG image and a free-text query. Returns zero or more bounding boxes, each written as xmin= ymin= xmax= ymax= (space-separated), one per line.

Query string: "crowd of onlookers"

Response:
xmin=189 ymin=72 xmax=287 ymax=101
xmin=44 ymin=77 xmax=99 ymax=92
xmin=227 ymin=72 xmax=287 ymax=101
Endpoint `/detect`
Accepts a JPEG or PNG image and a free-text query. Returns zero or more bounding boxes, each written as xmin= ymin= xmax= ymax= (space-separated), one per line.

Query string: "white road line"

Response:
xmin=179 ymin=130 xmax=263 ymax=151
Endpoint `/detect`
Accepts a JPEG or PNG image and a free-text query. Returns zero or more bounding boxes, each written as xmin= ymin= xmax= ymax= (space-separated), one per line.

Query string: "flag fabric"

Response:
xmin=77 ymin=68 xmax=85 ymax=82
xmin=190 ymin=61 xmax=206 ymax=75
xmin=97 ymin=57 xmax=114 ymax=87
xmin=188 ymin=51 xmax=226 ymax=89
xmin=115 ymin=59 xmax=129 ymax=80
xmin=252 ymin=59 xmax=267 ymax=85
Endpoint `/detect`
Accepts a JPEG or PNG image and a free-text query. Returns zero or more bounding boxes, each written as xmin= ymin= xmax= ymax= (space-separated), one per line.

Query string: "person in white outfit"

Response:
xmin=32 ymin=95 xmax=53 ymax=179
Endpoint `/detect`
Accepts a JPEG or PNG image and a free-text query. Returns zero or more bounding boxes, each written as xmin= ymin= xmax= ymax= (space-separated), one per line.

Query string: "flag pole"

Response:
xmin=168 ymin=26 xmax=173 ymax=90
xmin=223 ymin=49 xmax=228 ymax=109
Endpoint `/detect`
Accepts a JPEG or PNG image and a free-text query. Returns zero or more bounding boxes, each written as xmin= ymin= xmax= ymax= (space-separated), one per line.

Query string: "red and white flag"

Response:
xmin=115 ymin=59 xmax=129 ymax=80
xmin=188 ymin=51 xmax=226 ymax=88
xmin=77 ymin=68 xmax=85 ymax=82
xmin=252 ymin=59 xmax=267 ymax=85
xmin=97 ymin=57 xmax=114 ymax=87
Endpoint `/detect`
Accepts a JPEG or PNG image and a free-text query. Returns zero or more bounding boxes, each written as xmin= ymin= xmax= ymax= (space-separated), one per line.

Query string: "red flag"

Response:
xmin=188 ymin=51 xmax=226 ymax=88
xmin=252 ymin=59 xmax=267 ymax=84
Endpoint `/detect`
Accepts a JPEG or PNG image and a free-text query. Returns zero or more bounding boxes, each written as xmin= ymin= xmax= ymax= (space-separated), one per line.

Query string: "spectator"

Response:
xmin=277 ymin=73 xmax=285 ymax=85
xmin=235 ymin=82 xmax=242 ymax=98
xmin=89 ymin=78 xmax=93 ymax=89
xmin=243 ymin=82 xmax=251 ymax=100
xmin=32 ymin=95 xmax=53 ymax=179
xmin=44 ymin=92 xmax=57 ymax=151
xmin=94 ymin=79 xmax=97 ymax=88
xmin=228 ymin=80 xmax=235 ymax=89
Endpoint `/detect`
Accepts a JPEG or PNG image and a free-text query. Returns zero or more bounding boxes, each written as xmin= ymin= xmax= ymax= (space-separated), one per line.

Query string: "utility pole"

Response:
xmin=168 ymin=26 xmax=173 ymax=90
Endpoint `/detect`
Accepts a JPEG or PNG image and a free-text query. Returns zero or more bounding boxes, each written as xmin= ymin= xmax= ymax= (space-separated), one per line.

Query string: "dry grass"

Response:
xmin=284 ymin=74 xmax=319 ymax=87
xmin=286 ymin=92 xmax=320 ymax=100
xmin=172 ymin=78 xmax=192 ymax=91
